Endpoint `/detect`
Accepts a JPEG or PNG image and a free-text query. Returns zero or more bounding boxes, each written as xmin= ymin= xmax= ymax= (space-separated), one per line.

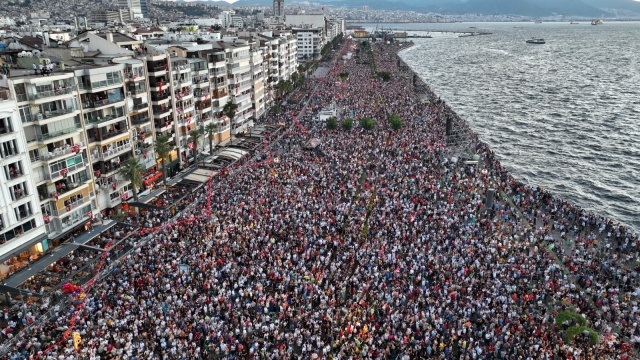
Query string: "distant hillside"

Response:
xmin=174 ymin=0 xmax=640 ymax=17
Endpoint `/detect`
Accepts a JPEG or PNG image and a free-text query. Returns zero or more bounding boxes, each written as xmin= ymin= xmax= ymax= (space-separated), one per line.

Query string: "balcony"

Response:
xmin=87 ymin=78 xmax=123 ymax=90
xmin=84 ymin=96 xmax=124 ymax=109
xmin=89 ymin=129 xmax=128 ymax=143
xmin=10 ymin=188 xmax=28 ymax=201
xmin=132 ymin=103 xmax=149 ymax=111
xmin=91 ymin=143 xmax=132 ymax=161
xmin=22 ymin=108 xmax=78 ymax=123
xmin=47 ymin=162 xmax=87 ymax=182
xmin=85 ymin=113 xmax=125 ymax=125
xmin=233 ymin=93 xmax=251 ymax=104
xmin=128 ymin=85 xmax=147 ymax=95
xmin=35 ymin=125 xmax=82 ymax=142
xmin=148 ymin=64 xmax=167 ymax=74
xmin=151 ymin=93 xmax=170 ymax=102
xmin=27 ymin=87 xmax=75 ymax=101
xmin=152 ymin=105 xmax=172 ymax=118
xmin=51 ymin=196 xmax=91 ymax=217
xmin=131 ymin=115 xmax=151 ymax=126
xmin=36 ymin=143 xmax=85 ymax=163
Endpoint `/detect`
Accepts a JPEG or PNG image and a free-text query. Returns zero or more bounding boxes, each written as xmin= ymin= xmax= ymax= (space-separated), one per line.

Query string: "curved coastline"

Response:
xmin=396 ymin=43 xmax=639 ymax=349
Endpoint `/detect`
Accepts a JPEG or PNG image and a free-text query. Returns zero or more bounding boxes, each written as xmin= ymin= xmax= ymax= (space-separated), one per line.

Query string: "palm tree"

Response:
xmin=189 ymin=130 xmax=201 ymax=166
xmin=222 ymin=100 xmax=238 ymax=134
xmin=154 ymin=135 xmax=172 ymax=188
xmin=119 ymin=157 xmax=143 ymax=206
xmin=205 ymin=122 xmax=217 ymax=156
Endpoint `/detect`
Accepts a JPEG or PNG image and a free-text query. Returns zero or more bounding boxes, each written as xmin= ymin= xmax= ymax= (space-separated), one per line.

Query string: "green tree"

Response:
xmin=342 ymin=117 xmax=353 ymax=131
xmin=189 ymin=130 xmax=201 ymax=166
xmin=205 ymin=122 xmax=217 ymax=156
xmin=338 ymin=72 xmax=349 ymax=80
xmin=222 ymin=100 xmax=238 ymax=133
xmin=275 ymin=80 xmax=293 ymax=99
xmin=326 ymin=117 xmax=338 ymax=130
xmin=360 ymin=117 xmax=376 ymax=131
xmin=154 ymin=135 xmax=172 ymax=188
xmin=270 ymin=105 xmax=281 ymax=114
xmin=119 ymin=157 xmax=144 ymax=205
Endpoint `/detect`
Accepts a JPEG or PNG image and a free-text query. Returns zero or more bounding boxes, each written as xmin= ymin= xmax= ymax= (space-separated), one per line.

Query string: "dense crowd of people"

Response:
xmin=1 ymin=38 xmax=639 ymax=359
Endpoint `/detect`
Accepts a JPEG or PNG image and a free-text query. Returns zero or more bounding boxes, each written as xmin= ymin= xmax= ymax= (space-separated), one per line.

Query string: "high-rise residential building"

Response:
xmin=118 ymin=0 xmax=143 ymax=19
xmin=0 ymin=85 xmax=48 ymax=277
xmin=185 ymin=47 xmax=231 ymax=147
xmin=273 ymin=0 xmax=284 ymax=20
xmin=146 ymin=52 xmax=181 ymax=176
xmin=9 ymin=70 xmax=95 ymax=243
xmin=212 ymin=41 xmax=255 ymax=134
xmin=292 ymin=27 xmax=325 ymax=62
xmin=76 ymin=64 xmax=135 ymax=213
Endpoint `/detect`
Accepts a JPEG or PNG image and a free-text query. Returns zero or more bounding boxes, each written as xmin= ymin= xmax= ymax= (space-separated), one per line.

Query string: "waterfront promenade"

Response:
xmin=1 ymin=38 xmax=638 ymax=359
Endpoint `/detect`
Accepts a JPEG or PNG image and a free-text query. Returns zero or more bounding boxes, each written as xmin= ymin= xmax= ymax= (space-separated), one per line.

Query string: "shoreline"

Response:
xmin=396 ymin=45 xmax=638 ymax=241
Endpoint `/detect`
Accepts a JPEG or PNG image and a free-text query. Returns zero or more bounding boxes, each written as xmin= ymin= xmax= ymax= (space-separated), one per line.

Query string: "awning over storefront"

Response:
xmin=126 ymin=202 xmax=165 ymax=210
xmin=0 ymin=233 xmax=48 ymax=263
xmin=183 ymin=169 xmax=218 ymax=183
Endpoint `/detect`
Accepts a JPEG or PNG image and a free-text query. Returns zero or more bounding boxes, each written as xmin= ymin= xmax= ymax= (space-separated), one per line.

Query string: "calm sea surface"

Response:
xmin=368 ymin=22 xmax=640 ymax=232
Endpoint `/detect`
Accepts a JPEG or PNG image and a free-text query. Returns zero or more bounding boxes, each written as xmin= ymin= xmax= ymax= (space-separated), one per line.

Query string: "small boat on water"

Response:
xmin=526 ymin=38 xmax=545 ymax=44
xmin=570 ymin=21 xmax=579 ymax=24
xmin=591 ymin=19 xmax=603 ymax=25
xmin=535 ymin=20 xmax=543 ymax=24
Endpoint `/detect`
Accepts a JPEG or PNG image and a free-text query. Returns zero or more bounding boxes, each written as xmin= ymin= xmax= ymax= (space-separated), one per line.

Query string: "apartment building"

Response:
xmin=9 ymin=70 xmax=95 ymax=243
xmin=212 ymin=41 xmax=255 ymax=135
xmin=120 ymin=59 xmax=155 ymax=173
xmin=146 ymin=52 xmax=181 ymax=175
xmin=292 ymin=27 xmax=325 ymax=62
xmin=185 ymin=47 xmax=231 ymax=147
xmin=76 ymin=64 xmax=135 ymax=213
xmin=0 ymin=85 xmax=47 ymax=278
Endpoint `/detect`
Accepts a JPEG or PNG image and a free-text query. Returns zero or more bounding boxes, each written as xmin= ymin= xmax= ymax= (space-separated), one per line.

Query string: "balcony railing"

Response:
xmin=27 ymin=87 xmax=75 ymax=101
xmin=84 ymin=96 xmax=124 ymax=109
xmin=89 ymin=78 xmax=123 ymax=90
xmin=85 ymin=113 xmax=125 ymax=125
xmin=128 ymin=85 xmax=147 ymax=95
xmin=22 ymin=108 xmax=78 ymax=122
xmin=36 ymin=125 xmax=82 ymax=141
xmin=149 ymin=64 xmax=167 ymax=72
xmin=89 ymin=128 xmax=128 ymax=143
xmin=47 ymin=162 xmax=87 ymax=181
xmin=91 ymin=143 xmax=132 ymax=161
xmin=133 ymin=103 xmax=149 ymax=110
xmin=35 ymin=143 xmax=85 ymax=162
xmin=151 ymin=93 xmax=170 ymax=101
xmin=51 ymin=196 xmax=91 ymax=217
xmin=131 ymin=116 xmax=151 ymax=125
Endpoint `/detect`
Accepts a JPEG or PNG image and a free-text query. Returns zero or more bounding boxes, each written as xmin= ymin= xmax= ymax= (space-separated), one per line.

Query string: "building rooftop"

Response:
xmin=96 ymin=32 xmax=140 ymax=43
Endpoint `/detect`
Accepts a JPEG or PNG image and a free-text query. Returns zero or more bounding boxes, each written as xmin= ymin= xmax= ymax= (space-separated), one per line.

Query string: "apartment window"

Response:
xmin=4 ymin=161 xmax=24 ymax=180
xmin=14 ymin=203 xmax=34 ymax=222
xmin=0 ymin=139 xmax=19 ymax=159
xmin=0 ymin=116 xmax=14 ymax=134
xmin=10 ymin=181 xmax=29 ymax=201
